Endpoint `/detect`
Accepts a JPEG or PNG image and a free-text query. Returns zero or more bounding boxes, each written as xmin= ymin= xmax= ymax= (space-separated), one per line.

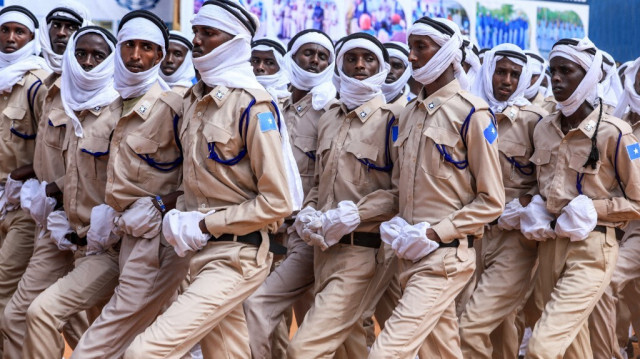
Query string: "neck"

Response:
xmin=560 ymin=100 xmax=593 ymax=134
xmin=629 ymin=111 xmax=640 ymax=126
xmin=291 ymin=86 xmax=309 ymax=104
xmin=423 ymin=66 xmax=455 ymax=97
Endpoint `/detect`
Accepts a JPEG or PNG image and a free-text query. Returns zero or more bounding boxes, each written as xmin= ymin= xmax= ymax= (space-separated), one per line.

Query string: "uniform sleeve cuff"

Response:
xmin=204 ymin=210 xmax=226 ymax=238
xmin=431 ymin=217 xmax=460 ymax=244
xmin=592 ymin=199 xmax=607 ymax=219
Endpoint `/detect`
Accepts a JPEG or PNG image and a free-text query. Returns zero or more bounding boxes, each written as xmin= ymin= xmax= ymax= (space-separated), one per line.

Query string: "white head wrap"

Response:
xmin=549 ymin=37 xmax=603 ymax=116
xmin=252 ymin=39 xmax=290 ymax=101
xmin=463 ymin=39 xmax=481 ymax=89
xmin=614 ymin=57 xmax=640 ymax=118
xmin=160 ymin=30 xmax=195 ymax=89
xmin=472 ymin=43 xmax=531 ymax=113
xmin=598 ymin=51 xmax=623 ymax=108
xmin=283 ymin=31 xmax=336 ymax=110
xmin=39 ymin=1 xmax=90 ymax=74
xmin=114 ymin=17 xmax=169 ymax=99
xmin=542 ymin=73 xmax=553 ymax=98
xmin=0 ymin=9 xmax=48 ymax=93
xmin=524 ymin=51 xmax=546 ymax=100
xmin=61 ymin=28 xmax=119 ymax=138
xmin=336 ymin=36 xmax=390 ymax=110
xmin=382 ymin=41 xmax=411 ymax=103
xmin=407 ymin=17 xmax=469 ymax=90
xmin=191 ymin=3 xmax=262 ymax=90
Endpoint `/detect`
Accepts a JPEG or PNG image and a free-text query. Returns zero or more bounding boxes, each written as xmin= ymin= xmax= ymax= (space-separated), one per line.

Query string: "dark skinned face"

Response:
xmin=192 ymin=25 xmax=233 ymax=58
xmin=342 ymin=47 xmax=379 ymax=80
xmin=462 ymin=61 xmax=471 ymax=73
xmin=0 ymin=22 xmax=34 ymax=54
xmin=408 ymin=34 xmax=441 ymax=70
xmin=251 ymin=49 xmax=280 ymax=75
xmin=49 ymin=19 xmax=80 ymax=55
xmin=492 ymin=57 xmax=522 ymax=101
xmin=530 ymin=73 xmax=540 ymax=87
xmin=293 ymin=43 xmax=330 ymax=73
xmin=74 ymin=33 xmax=111 ymax=72
xmin=386 ymin=56 xmax=406 ymax=83
xmin=540 ymin=75 xmax=549 ymax=89
xmin=549 ymin=56 xmax=587 ymax=102
xmin=120 ymin=39 xmax=163 ymax=73
xmin=161 ymin=42 xmax=188 ymax=76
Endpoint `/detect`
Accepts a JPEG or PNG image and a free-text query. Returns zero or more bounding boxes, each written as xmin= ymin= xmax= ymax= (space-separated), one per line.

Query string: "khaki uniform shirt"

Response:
xmin=181 ymin=82 xmax=292 ymax=237
xmin=394 ymin=79 xmax=505 ymax=243
xmin=33 ymin=74 xmax=67 ymax=188
xmin=496 ymin=104 xmax=548 ymax=203
xmin=171 ymin=85 xmax=190 ymax=97
xmin=105 ymin=82 xmax=183 ymax=212
xmin=531 ymin=109 xmax=640 ymax=227
xmin=282 ymin=93 xmax=332 ymax=195
xmin=0 ymin=69 xmax=49 ymax=182
xmin=623 ymin=112 xmax=640 ymax=138
xmin=63 ymin=101 xmax=120 ymax=237
xmin=303 ymin=95 xmax=399 ymax=233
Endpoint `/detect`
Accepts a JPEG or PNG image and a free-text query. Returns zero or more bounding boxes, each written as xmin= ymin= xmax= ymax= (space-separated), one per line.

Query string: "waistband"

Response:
xmin=210 ymin=232 xmax=287 ymax=254
xmin=339 ymin=232 xmax=381 ymax=248
xmin=439 ymin=236 xmax=474 ymax=248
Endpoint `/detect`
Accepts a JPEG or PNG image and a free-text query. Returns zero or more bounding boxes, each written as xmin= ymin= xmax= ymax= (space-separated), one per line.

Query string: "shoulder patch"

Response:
xmin=258 ymin=112 xmax=278 ymax=132
xmin=484 ymin=121 xmax=498 ymax=144
xmin=392 ymin=125 xmax=399 ymax=142
xmin=627 ymin=142 xmax=640 ymax=161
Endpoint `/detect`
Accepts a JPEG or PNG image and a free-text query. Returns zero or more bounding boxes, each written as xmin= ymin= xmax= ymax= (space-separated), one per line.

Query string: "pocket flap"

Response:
xmin=3 ymin=106 xmax=26 ymax=121
xmin=530 ymin=149 xmax=551 ymax=166
xmin=80 ymin=137 xmax=110 ymax=156
xmin=345 ymin=141 xmax=378 ymax=161
xmin=202 ymin=122 xmax=231 ymax=145
xmin=317 ymin=137 xmax=332 ymax=154
xmin=126 ymin=135 xmax=158 ymax=155
xmin=293 ymin=135 xmax=317 ymax=153
xmin=423 ymin=126 xmax=459 ymax=147
xmin=48 ymin=109 xmax=68 ymax=127
xmin=569 ymin=155 xmax=600 ymax=174
xmin=499 ymin=140 xmax=527 ymax=158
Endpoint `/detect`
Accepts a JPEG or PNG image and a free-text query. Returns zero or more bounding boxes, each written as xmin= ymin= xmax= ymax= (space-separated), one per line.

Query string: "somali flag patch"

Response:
xmin=483 ymin=121 xmax=498 ymax=144
xmin=258 ymin=112 xmax=277 ymax=132
xmin=392 ymin=126 xmax=399 ymax=142
xmin=627 ymin=142 xmax=640 ymax=160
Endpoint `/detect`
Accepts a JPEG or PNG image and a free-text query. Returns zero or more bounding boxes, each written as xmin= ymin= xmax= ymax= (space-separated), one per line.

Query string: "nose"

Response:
xmin=130 ymin=45 xmax=142 ymax=61
xmin=355 ymin=56 xmax=365 ymax=70
xmin=165 ymin=53 xmax=175 ymax=64
xmin=7 ymin=31 xmax=16 ymax=44
xmin=309 ymin=53 xmax=319 ymax=65
xmin=192 ymin=34 xmax=201 ymax=47
xmin=408 ymin=49 xmax=418 ymax=64
xmin=55 ymin=25 xmax=67 ymax=38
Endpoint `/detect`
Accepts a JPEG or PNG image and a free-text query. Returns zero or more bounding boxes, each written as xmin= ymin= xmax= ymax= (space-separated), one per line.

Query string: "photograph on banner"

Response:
xmin=273 ymin=0 xmax=344 ymax=41
xmin=195 ymin=0 xmax=267 ymax=37
xmin=476 ymin=3 xmax=530 ymax=50
xmin=411 ymin=0 xmax=470 ymax=36
xmin=346 ymin=0 xmax=409 ymax=43
xmin=536 ymin=7 xmax=585 ymax=58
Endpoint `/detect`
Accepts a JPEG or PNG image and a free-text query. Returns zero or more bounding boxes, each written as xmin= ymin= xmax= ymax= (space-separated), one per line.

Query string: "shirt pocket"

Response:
xmin=499 ymin=140 xmax=533 ymax=178
xmin=125 ymin=134 xmax=160 ymax=184
xmin=530 ymin=149 xmax=552 ymax=167
xmin=3 ymin=106 xmax=31 ymax=141
xmin=79 ymin=137 xmax=110 ymax=180
xmin=44 ymin=109 xmax=68 ymax=150
xmin=343 ymin=140 xmax=379 ymax=186
xmin=316 ymin=136 xmax=332 ymax=173
xmin=292 ymin=135 xmax=317 ymax=177
xmin=200 ymin=122 xmax=234 ymax=174
xmin=421 ymin=126 xmax=461 ymax=179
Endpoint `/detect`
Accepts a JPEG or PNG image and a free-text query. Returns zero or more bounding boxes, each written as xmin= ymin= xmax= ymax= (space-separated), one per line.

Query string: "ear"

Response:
xmin=154 ymin=46 xmax=164 ymax=66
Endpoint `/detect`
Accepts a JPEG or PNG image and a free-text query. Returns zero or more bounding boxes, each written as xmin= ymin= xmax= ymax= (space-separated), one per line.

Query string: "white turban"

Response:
xmin=598 ymin=51 xmax=623 ymax=108
xmin=382 ymin=41 xmax=411 ymax=103
xmin=463 ymin=38 xmax=481 ymax=89
xmin=252 ymin=38 xmax=290 ymax=101
xmin=549 ymin=37 xmax=603 ymax=116
xmin=283 ymin=30 xmax=336 ymax=110
xmin=614 ymin=57 xmax=640 ymax=118
xmin=160 ymin=30 xmax=195 ymax=89
xmin=114 ymin=17 xmax=169 ymax=99
xmin=524 ymin=51 xmax=546 ymax=100
xmin=407 ymin=17 xmax=468 ymax=90
xmin=336 ymin=36 xmax=390 ymax=110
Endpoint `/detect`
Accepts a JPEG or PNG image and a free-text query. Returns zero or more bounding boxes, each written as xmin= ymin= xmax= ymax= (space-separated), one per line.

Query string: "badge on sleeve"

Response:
xmin=483 ymin=121 xmax=498 ymax=144
xmin=392 ymin=126 xmax=399 ymax=142
xmin=258 ymin=112 xmax=277 ymax=133
xmin=626 ymin=142 xmax=640 ymax=160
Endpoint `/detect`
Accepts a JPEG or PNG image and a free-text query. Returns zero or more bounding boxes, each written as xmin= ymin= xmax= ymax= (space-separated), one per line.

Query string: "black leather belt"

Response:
xmin=210 ymin=232 xmax=287 ymax=255
xmin=439 ymin=236 xmax=474 ymax=248
xmin=338 ymin=232 xmax=381 ymax=248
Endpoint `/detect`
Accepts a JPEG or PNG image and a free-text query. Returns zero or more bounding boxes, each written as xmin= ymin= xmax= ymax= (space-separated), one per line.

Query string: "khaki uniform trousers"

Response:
xmin=71 ymin=233 xmax=191 ymax=359
xmin=616 ymin=280 xmax=640 ymax=350
xmin=124 ymin=241 xmax=272 ymax=359
xmin=287 ymin=241 xmax=392 ymax=359
xmin=460 ymin=225 xmax=538 ymax=359
xmin=244 ymin=231 xmax=314 ymax=359
xmin=1 ymin=231 xmax=87 ymax=359
xmin=526 ymin=228 xmax=618 ymax=359
xmin=455 ymin=236 xmax=483 ymax=319
xmin=23 ymin=248 xmax=119 ymax=359
xmin=368 ymin=243 xmax=475 ymax=359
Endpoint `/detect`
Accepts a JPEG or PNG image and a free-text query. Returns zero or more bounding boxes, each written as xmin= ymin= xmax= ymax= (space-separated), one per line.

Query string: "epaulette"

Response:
xmin=602 ymin=114 xmax=633 ymax=135
xmin=29 ymin=68 xmax=49 ymax=82
xmin=244 ymin=87 xmax=274 ymax=104
xmin=159 ymin=90 xmax=183 ymax=115
xmin=521 ymin=103 xmax=548 ymax=117
xmin=323 ymin=98 xmax=339 ymax=111
xmin=458 ymin=90 xmax=490 ymax=111
xmin=381 ymin=102 xmax=404 ymax=117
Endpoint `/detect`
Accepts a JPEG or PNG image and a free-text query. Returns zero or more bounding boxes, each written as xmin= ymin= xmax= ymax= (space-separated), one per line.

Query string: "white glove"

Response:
xmin=19 ymin=178 xmax=39 ymax=214
xmin=47 ymin=210 xmax=76 ymax=251
xmin=0 ymin=176 xmax=23 ymax=216
xmin=391 ymin=222 xmax=439 ymax=262
xmin=520 ymin=195 xmax=556 ymax=241
xmin=162 ymin=209 xmax=214 ymax=257
xmin=301 ymin=218 xmax=329 ymax=250
xmin=555 ymin=195 xmax=597 ymax=242
xmin=498 ymin=198 xmax=524 ymax=231
xmin=115 ymin=197 xmax=162 ymax=239
xmin=380 ymin=216 xmax=409 ymax=246
xmin=319 ymin=201 xmax=361 ymax=248
xmin=292 ymin=206 xmax=322 ymax=238
xmin=29 ymin=181 xmax=56 ymax=228
xmin=86 ymin=204 xmax=121 ymax=255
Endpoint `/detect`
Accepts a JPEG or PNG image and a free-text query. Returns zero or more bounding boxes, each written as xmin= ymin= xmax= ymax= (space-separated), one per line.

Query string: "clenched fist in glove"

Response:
xmin=301 ymin=201 xmax=361 ymax=251
xmin=498 ymin=198 xmax=524 ymax=231
xmin=391 ymin=222 xmax=439 ymax=262
xmin=29 ymin=181 xmax=56 ymax=228
xmin=162 ymin=209 xmax=215 ymax=257
xmin=86 ymin=204 xmax=121 ymax=255
xmin=114 ymin=197 xmax=162 ymax=239
xmin=0 ymin=175 xmax=23 ymax=218
xmin=520 ymin=195 xmax=556 ymax=241
xmin=555 ymin=194 xmax=597 ymax=242
xmin=291 ymin=206 xmax=322 ymax=238
xmin=47 ymin=210 xmax=76 ymax=251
